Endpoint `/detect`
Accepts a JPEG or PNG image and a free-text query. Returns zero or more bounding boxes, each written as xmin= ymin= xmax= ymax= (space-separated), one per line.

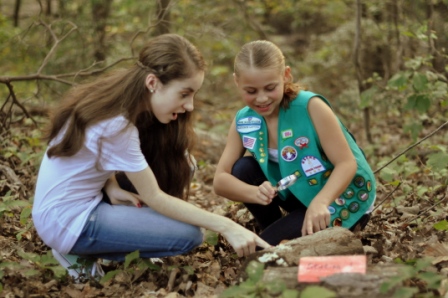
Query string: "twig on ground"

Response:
xmin=374 ymin=120 xmax=448 ymax=174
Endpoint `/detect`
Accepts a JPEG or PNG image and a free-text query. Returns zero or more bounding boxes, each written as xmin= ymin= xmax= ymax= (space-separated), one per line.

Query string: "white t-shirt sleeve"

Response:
xmin=87 ymin=116 xmax=148 ymax=172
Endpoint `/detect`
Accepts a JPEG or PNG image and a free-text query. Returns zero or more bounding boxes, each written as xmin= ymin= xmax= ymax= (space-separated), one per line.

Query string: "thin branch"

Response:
xmin=36 ymin=20 xmax=78 ymax=74
xmin=404 ymin=186 xmax=448 ymax=223
xmin=372 ymin=182 xmax=401 ymax=211
xmin=374 ymin=120 xmax=448 ymax=174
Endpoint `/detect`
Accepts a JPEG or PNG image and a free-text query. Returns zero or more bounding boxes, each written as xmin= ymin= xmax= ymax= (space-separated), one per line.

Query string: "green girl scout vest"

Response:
xmin=235 ymin=91 xmax=376 ymax=228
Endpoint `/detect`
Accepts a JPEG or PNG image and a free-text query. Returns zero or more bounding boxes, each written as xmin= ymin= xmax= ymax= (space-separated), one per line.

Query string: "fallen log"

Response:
xmin=238 ymin=227 xmax=405 ymax=297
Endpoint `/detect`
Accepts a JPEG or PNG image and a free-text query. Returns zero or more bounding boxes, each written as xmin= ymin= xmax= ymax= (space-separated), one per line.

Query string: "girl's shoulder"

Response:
xmin=90 ymin=115 xmax=134 ymax=138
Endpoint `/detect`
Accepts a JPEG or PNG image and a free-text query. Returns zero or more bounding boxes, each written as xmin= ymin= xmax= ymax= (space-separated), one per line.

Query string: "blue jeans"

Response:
xmin=231 ymin=156 xmax=370 ymax=245
xmin=70 ymin=199 xmax=203 ymax=261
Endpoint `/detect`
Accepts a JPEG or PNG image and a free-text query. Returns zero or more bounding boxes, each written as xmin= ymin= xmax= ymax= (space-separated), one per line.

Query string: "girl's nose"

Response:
xmin=183 ymin=98 xmax=194 ymax=112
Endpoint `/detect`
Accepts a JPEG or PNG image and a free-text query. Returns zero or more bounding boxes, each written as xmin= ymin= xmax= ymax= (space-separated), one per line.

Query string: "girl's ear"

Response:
xmin=233 ymin=73 xmax=239 ymax=87
xmin=145 ymin=74 xmax=158 ymax=91
xmin=284 ymin=66 xmax=292 ymax=83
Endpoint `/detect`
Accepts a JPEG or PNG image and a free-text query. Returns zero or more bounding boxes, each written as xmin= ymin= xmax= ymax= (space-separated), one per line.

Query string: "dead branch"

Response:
xmin=374 ymin=120 xmax=448 ymax=174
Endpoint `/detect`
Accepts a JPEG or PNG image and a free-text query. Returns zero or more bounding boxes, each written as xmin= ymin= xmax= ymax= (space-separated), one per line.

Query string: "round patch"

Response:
xmin=328 ymin=206 xmax=336 ymax=215
xmin=348 ymin=202 xmax=360 ymax=213
xmin=358 ymin=190 xmax=369 ymax=202
xmin=340 ymin=209 xmax=350 ymax=220
xmin=294 ymin=136 xmax=309 ymax=149
xmin=335 ymin=197 xmax=345 ymax=206
xmin=343 ymin=188 xmax=355 ymax=199
xmin=367 ymin=181 xmax=372 ymax=192
xmin=323 ymin=170 xmax=332 ymax=179
xmin=281 ymin=146 xmax=298 ymax=162
xmin=354 ymin=176 xmax=365 ymax=188
xmin=333 ymin=218 xmax=343 ymax=227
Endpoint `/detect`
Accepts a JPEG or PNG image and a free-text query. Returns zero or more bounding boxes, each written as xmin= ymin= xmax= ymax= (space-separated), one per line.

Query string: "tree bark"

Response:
xmin=13 ymin=0 xmax=21 ymax=27
xmin=91 ymin=0 xmax=113 ymax=61
xmin=155 ymin=0 xmax=171 ymax=35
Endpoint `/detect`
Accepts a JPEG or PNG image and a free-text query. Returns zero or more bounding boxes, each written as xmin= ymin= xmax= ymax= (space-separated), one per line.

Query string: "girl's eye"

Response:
xmin=266 ymin=86 xmax=276 ymax=92
xmin=181 ymin=93 xmax=189 ymax=98
xmin=246 ymin=90 xmax=256 ymax=95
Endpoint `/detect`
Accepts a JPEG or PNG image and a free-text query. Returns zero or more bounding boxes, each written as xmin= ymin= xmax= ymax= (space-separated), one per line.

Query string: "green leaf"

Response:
xmin=281 ymin=289 xmax=299 ymax=298
xmin=405 ymin=94 xmax=431 ymax=113
xmin=391 ymin=286 xmax=419 ymax=298
xmin=204 ymin=230 xmax=219 ymax=246
xmin=220 ymin=282 xmax=256 ymax=298
xmin=433 ymin=220 xmax=448 ymax=231
xmin=300 ymin=286 xmax=336 ymax=298
xmin=20 ymin=206 xmax=32 ymax=225
xmin=360 ymin=86 xmax=377 ymax=108
xmin=100 ymin=269 xmax=121 ymax=283
xmin=245 ymin=261 xmax=265 ymax=282
xmin=412 ymin=73 xmax=428 ymax=92
xmin=417 ymin=271 xmax=443 ymax=289
xmin=379 ymin=167 xmax=397 ymax=182
xmin=265 ymin=280 xmax=286 ymax=295
xmin=388 ymin=73 xmax=408 ymax=89
xmin=124 ymin=250 xmax=140 ymax=269
xmin=427 ymin=152 xmax=448 ymax=171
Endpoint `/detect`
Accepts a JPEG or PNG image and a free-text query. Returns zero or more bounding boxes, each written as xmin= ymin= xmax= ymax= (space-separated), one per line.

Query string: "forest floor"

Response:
xmin=1 ymin=94 xmax=448 ymax=298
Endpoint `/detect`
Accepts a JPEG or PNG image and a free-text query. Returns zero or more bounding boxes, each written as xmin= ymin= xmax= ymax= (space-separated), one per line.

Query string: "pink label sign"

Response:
xmin=298 ymin=255 xmax=366 ymax=283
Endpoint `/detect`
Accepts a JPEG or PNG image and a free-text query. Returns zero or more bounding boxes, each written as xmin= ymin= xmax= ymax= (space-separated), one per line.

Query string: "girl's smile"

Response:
xmin=234 ymin=67 xmax=289 ymax=120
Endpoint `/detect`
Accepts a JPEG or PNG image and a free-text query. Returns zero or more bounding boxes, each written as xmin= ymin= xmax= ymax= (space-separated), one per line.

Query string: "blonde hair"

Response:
xmin=234 ymin=40 xmax=301 ymax=108
xmin=45 ymin=34 xmax=205 ymax=199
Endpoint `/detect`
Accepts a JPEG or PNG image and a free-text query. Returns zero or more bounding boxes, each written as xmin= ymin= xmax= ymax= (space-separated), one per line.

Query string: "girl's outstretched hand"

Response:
xmin=222 ymin=223 xmax=271 ymax=257
xmin=301 ymin=200 xmax=330 ymax=236
xmin=254 ymin=181 xmax=277 ymax=205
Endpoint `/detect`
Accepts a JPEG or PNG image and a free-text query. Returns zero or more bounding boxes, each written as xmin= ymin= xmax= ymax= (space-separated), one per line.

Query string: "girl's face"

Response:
xmin=234 ymin=66 xmax=291 ymax=119
xmin=148 ymin=71 xmax=204 ymax=124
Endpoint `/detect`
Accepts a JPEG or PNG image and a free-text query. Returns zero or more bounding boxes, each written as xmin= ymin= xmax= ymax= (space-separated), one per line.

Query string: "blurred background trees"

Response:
xmin=0 ymin=0 xmax=447 ymax=146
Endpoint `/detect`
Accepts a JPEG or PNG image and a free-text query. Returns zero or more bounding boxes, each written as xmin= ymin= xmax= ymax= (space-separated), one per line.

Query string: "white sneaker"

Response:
xmin=52 ymin=249 xmax=104 ymax=280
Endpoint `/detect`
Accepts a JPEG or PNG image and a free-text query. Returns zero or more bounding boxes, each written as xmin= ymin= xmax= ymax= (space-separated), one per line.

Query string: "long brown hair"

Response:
xmin=45 ymin=34 xmax=205 ymax=199
xmin=233 ymin=40 xmax=302 ymax=109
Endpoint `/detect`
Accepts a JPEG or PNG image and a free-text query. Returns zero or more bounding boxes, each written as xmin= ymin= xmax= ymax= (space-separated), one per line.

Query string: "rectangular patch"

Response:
xmin=242 ymin=136 xmax=256 ymax=149
xmin=298 ymin=255 xmax=366 ymax=283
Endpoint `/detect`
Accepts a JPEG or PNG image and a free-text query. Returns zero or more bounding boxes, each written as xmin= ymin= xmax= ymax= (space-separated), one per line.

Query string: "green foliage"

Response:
xmin=220 ymin=261 xmax=298 ymax=298
xmin=380 ymin=257 xmax=443 ymax=297
xmin=100 ymin=251 xmax=161 ymax=283
xmin=300 ymin=286 xmax=336 ymax=298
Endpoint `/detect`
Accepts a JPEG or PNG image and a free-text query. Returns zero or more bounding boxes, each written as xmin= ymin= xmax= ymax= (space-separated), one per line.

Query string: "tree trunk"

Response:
xmin=354 ymin=0 xmax=372 ymax=144
xmin=91 ymin=0 xmax=113 ymax=61
xmin=13 ymin=0 xmax=21 ymax=27
xmin=155 ymin=0 xmax=171 ymax=35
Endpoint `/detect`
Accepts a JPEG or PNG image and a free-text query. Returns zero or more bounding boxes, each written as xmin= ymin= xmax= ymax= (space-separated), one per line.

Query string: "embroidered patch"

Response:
xmin=328 ymin=206 xmax=336 ymax=215
xmin=281 ymin=129 xmax=293 ymax=139
xmin=354 ymin=176 xmax=365 ymax=188
xmin=333 ymin=218 xmax=343 ymax=227
xmin=294 ymin=137 xmax=309 ymax=149
xmin=308 ymin=178 xmax=318 ymax=186
xmin=343 ymin=188 xmax=355 ymax=199
xmin=335 ymin=197 xmax=345 ymax=206
xmin=366 ymin=181 xmax=372 ymax=192
xmin=349 ymin=202 xmax=360 ymax=213
xmin=340 ymin=209 xmax=350 ymax=220
xmin=242 ymin=136 xmax=256 ymax=149
xmin=323 ymin=169 xmax=332 ymax=179
xmin=281 ymin=146 xmax=298 ymax=162
xmin=358 ymin=190 xmax=369 ymax=202
xmin=236 ymin=117 xmax=262 ymax=133
xmin=301 ymin=156 xmax=326 ymax=177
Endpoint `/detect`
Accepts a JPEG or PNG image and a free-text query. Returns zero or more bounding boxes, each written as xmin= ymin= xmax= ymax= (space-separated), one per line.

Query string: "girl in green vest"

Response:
xmin=214 ymin=40 xmax=376 ymax=246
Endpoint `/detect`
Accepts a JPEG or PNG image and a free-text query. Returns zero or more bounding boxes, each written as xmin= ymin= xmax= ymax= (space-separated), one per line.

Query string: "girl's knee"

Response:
xmin=180 ymin=226 xmax=203 ymax=253
xmin=231 ymin=156 xmax=259 ymax=178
